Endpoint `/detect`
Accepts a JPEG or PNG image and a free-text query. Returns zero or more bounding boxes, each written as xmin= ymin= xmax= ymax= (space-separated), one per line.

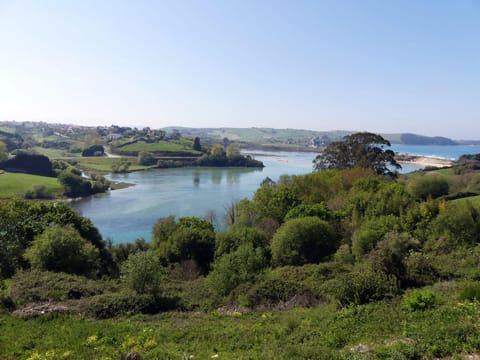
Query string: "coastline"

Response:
xmin=396 ymin=154 xmax=454 ymax=168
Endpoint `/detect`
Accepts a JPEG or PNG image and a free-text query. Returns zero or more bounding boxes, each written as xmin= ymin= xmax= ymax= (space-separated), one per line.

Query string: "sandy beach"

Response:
xmin=396 ymin=154 xmax=454 ymax=168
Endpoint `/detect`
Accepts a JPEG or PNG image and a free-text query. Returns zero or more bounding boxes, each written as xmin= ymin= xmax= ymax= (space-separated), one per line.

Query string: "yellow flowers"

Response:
xmin=26 ymin=350 xmax=73 ymax=360
xmin=86 ymin=334 xmax=98 ymax=345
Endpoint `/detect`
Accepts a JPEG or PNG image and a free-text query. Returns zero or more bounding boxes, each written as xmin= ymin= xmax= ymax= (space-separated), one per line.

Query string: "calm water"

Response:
xmin=72 ymin=145 xmax=480 ymax=243
xmin=72 ymin=151 xmax=317 ymax=243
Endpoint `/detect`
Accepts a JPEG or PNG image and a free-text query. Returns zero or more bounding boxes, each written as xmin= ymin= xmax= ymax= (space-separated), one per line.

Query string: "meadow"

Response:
xmin=0 ymin=172 xmax=63 ymax=198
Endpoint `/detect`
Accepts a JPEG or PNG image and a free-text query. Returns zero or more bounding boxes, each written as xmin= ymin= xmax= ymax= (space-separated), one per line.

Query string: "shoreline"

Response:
xmin=396 ymin=154 xmax=454 ymax=168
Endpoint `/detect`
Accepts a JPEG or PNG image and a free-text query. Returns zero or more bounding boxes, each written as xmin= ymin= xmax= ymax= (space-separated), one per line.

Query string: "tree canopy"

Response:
xmin=313 ymin=132 xmax=401 ymax=176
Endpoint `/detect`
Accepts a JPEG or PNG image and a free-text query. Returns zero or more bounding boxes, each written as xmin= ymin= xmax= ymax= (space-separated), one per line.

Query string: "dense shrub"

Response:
xmin=459 ymin=281 xmax=480 ymax=301
xmin=284 ymin=202 xmax=334 ymax=221
xmin=137 ymin=151 xmax=156 ymax=165
xmin=404 ymin=251 xmax=438 ymax=286
xmin=24 ymin=185 xmax=54 ymax=199
xmin=246 ymin=278 xmax=304 ymax=307
xmin=325 ymin=266 xmax=399 ymax=306
xmin=351 ymin=215 xmax=402 ymax=259
xmin=409 ymin=175 xmax=449 ymax=200
xmin=1 ymin=152 xmax=54 ymax=176
xmin=402 ymin=288 xmax=436 ymax=311
xmin=207 ymin=244 xmax=267 ymax=297
xmin=10 ymin=270 xmax=109 ymax=304
xmin=24 ymin=224 xmax=100 ymax=277
xmin=82 ymin=144 xmax=104 ymax=157
xmin=271 ymin=217 xmax=336 ymax=266
xmin=214 ymin=226 xmax=269 ymax=258
xmin=81 ymin=291 xmax=158 ymax=318
xmin=121 ymin=251 xmax=165 ymax=296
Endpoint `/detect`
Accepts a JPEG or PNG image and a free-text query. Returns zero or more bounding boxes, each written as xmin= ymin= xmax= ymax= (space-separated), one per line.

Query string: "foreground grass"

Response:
xmin=2 ymin=296 xmax=480 ymax=359
xmin=0 ymin=172 xmax=63 ymax=198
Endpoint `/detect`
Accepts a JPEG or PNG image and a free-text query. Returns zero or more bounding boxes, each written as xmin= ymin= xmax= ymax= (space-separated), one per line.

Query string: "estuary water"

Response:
xmin=72 ymin=145 xmax=480 ymax=243
xmin=72 ymin=151 xmax=317 ymax=243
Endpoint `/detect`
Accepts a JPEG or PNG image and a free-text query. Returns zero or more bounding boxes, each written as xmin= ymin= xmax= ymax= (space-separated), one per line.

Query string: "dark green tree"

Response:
xmin=193 ymin=137 xmax=202 ymax=151
xmin=313 ymin=132 xmax=401 ymax=176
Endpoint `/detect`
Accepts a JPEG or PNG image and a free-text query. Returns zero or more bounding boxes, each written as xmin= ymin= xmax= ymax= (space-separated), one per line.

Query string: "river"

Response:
xmin=72 ymin=145 xmax=480 ymax=243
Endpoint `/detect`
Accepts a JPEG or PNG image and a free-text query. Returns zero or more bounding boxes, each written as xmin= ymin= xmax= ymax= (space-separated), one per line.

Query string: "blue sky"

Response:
xmin=0 ymin=0 xmax=479 ymax=139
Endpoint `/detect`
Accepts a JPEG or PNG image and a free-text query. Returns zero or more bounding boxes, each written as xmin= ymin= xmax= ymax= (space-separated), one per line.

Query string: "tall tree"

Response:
xmin=313 ymin=132 xmax=401 ymax=176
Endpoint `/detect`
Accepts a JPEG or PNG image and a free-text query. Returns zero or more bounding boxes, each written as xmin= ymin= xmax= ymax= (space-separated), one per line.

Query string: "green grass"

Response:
xmin=0 ymin=126 xmax=16 ymax=134
xmin=117 ymin=140 xmax=201 ymax=155
xmin=74 ymin=157 xmax=155 ymax=173
xmin=2 ymin=295 xmax=480 ymax=359
xmin=32 ymin=147 xmax=81 ymax=158
xmin=453 ymin=195 xmax=480 ymax=208
xmin=0 ymin=172 xmax=63 ymax=198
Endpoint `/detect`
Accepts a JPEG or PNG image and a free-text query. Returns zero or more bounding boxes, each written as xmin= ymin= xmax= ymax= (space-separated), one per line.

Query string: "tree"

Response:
xmin=137 ymin=151 xmax=156 ymax=166
xmin=24 ymin=224 xmax=100 ymax=277
xmin=193 ymin=137 xmax=202 ymax=151
xmin=151 ymin=217 xmax=215 ymax=273
xmin=271 ymin=216 xmax=336 ymax=266
xmin=313 ymin=132 xmax=401 ymax=176
xmin=226 ymin=144 xmax=241 ymax=159
xmin=121 ymin=250 xmax=165 ymax=296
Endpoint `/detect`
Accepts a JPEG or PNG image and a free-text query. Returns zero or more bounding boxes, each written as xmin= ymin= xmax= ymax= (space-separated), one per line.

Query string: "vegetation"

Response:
xmin=0 ymin=172 xmax=63 ymax=198
xmin=3 ymin=127 xmax=480 ymax=358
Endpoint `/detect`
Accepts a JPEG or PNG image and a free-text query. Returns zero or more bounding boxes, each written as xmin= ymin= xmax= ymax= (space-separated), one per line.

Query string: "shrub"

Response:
xmin=137 ymin=151 xmax=156 ymax=166
xmin=24 ymin=185 xmax=54 ymax=199
xmin=246 ymin=278 xmax=304 ymax=307
xmin=271 ymin=217 xmax=336 ymax=266
xmin=207 ymin=244 xmax=267 ymax=297
xmin=409 ymin=175 xmax=449 ymax=200
xmin=10 ymin=270 xmax=109 ymax=304
xmin=121 ymin=251 xmax=165 ymax=296
xmin=459 ymin=281 xmax=480 ymax=302
xmin=404 ymin=251 xmax=438 ymax=287
xmin=81 ymin=291 xmax=158 ymax=318
xmin=401 ymin=289 xmax=435 ymax=311
xmin=214 ymin=226 xmax=269 ymax=258
xmin=24 ymin=224 xmax=100 ymax=277
xmin=325 ymin=266 xmax=399 ymax=306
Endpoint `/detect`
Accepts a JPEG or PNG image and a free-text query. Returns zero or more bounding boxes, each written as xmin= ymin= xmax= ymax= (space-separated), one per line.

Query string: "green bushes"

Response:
xmin=81 ymin=291 xmax=158 ymax=319
xmin=459 ymin=281 xmax=480 ymax=301
xmin=10 ymin=270 xmax=109 ymax=304
xmin=326 ymin=266 xmax=399 ymax=306
xmin=401 ymin=289 xmax=436 ymax=311
xmin=271 ymin=216 xmax=336 ymax=266
xmin=207 ymin=244 xmax=267 ymax=297
xmin=24 ymin=224 xmax=100 ymax=277
xmin=409 ymin=175 xmax=449 ymax=200
xmin=121 ymin=251 xmax=165 ymax=296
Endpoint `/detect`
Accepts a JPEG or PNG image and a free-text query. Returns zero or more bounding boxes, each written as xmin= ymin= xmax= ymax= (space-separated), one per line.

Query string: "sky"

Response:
xmin=0 ymin=0 xmax=479 ymax=139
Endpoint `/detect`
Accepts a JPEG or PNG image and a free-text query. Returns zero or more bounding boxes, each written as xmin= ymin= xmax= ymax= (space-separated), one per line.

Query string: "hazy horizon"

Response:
xmin=1 ymin=1 xmax=479 ymax=139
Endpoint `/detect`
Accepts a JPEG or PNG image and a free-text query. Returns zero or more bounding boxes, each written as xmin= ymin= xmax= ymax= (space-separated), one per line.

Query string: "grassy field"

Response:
xmin=32 ymin=147 xmax=81 ymax=158
xmin=2 ymin=287 xmax=480 ymax=359
xmin=116 ymin=140 xmax=201 ymax=155
xmin=73 ymin=157 xmax=156 ymax=173
xmin=0 ymin=172 xmax=63 ymax=198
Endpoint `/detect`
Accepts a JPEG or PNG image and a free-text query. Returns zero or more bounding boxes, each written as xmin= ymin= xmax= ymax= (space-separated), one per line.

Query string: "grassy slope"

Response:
xmin=74 ymin=157 xmax=155 ymax=173
xmin=0 ymin=172 xmax=63 ymax=198
xmin=116 ymin=140 xmax=201 ymax=155
xmin=2 ymin=287 xmax=480 ymax=359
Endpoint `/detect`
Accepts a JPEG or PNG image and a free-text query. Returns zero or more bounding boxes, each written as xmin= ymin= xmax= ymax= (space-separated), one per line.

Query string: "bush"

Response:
xmin=409 ymin=175 xmax=449 ymax=200
xmin=325 ymin=266 xmax=399 ymax=306
xmin=459 ymin=281 xmax=480 ymax=302
xmin=246 ymin=278 xmax=304 ymax=307
xmin=137 ymin=151 xmax=156 ymax=165
xmin=214 ymin=226 xmax=269 ymax=258
xmin=121 ymin=251 xmax=165 ymax=296
xmin=271 ymin=217 xmax=336 ymax=266
xmin=10 ymin=270 xmax=109 ymax=304
xmin=24 ymin=224 xmax=100 ymax=277
xmin=24 ymin=185 xmax=54 ymax=199
xmin=207 ymin=244 xmax=267 ymax=297
xmin=402 ymin=288 xmax=436 ymax=311
xmin=81 ymin=291 xmax=158 ymax=318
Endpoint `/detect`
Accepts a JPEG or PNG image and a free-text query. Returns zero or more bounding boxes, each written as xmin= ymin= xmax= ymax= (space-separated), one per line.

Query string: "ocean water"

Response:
xmin=391 ymin=144 xmax=480 ymax=160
